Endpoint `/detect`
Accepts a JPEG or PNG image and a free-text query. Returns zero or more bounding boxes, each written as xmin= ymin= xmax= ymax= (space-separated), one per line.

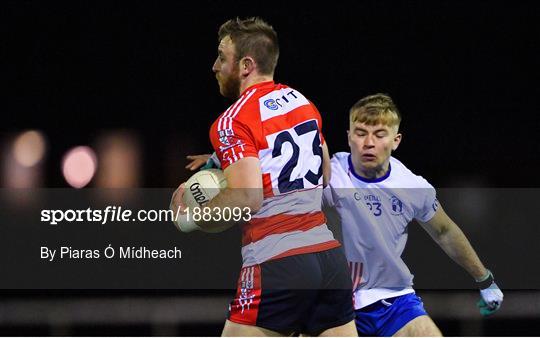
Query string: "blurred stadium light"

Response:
xmin=95 ymin=130 xmax=141 ymax=188
xmin=61 ymin=146 xmax=97 ymax=189
xmin=13 ymin=130 xmax=47 ymax=168
xmin=2 ymin=131 xmax=46 ymax=189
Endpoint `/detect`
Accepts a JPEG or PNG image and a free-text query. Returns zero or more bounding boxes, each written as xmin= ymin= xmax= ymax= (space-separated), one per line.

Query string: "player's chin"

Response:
xmin=360 ymin=159 xmax=378 ymax=167
xmin=217 ymin=84 xmax=226 ymax=96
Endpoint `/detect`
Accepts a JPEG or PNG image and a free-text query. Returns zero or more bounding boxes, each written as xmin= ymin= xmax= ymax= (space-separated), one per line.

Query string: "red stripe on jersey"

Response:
xmin=261 ymin=173 xmax=273 ymax=197
xmin=269 ymin=240 xmax=341 ymax=261
xmin=349 ymin=261 xmax=364 ymax=291
xmin=218 ymin=89 xmax=255 ymax=132
xmin=228 ymin=265 xmax=262 ymax=326
xmin=214 ymin=89 xmax=258 ymax=168
xmin=349 ymin=261 xmax=363 ymax=307
xmin=242 ymin=211 xmax=327 ymax=245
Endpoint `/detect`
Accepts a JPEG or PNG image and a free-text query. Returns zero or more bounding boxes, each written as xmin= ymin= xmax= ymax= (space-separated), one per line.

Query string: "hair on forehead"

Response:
xmin=349 ymin=93 xmax=401 ymax=128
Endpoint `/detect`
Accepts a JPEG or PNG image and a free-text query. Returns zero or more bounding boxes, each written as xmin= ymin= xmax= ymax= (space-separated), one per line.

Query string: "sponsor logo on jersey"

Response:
xmin=258 ymin=89 xmax=310 ymax=121
xmin=263 ymin=99 xmax=279 ymax=110
xmin=390 ymin=195 xmax=404 ymax=215
xmin=364 ymin=194 xmax=381 ymax=202
xmin=353 ymin=192 xmax=381 ymax=202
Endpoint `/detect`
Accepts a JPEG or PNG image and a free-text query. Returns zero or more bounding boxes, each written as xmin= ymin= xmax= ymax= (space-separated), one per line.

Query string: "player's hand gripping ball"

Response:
xmin=172 ymin=169 xmax=227 ymax=233
xmin=183 ymin=169 xmax=227 ymax=208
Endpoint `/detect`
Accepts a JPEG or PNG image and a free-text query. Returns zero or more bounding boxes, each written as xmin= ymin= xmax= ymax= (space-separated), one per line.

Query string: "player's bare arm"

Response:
xmin=322 ymin=142 xmax=331 ymax=188
xmin=418 ymin=205 xmax=487 ymax=279
xmin=196 ymin=157 xmax=263 ymax=232
xmin=170 ymin=157 xmax=262 ymax=233
xmin=418 ymin=204 xmax=504 ymax=315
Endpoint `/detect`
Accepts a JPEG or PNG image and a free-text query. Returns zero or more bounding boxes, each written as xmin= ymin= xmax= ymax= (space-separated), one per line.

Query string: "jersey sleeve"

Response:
xmin=209 ymin=117 xmax=259 ymax=170
xmin=414 ymin=178 xmax=439 ymax=222
xmin=322 ymin=185 xmax=335 ymax=208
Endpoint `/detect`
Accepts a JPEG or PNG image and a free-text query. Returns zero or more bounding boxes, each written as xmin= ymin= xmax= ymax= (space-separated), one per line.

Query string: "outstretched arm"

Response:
xmin=419 ymin=205 xmax=487 ymax=280
xmin=419 ymin=204 xmax=503 ymax=315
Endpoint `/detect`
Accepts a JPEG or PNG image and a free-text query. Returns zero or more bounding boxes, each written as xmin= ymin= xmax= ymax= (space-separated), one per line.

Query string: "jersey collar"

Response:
xmin=348 ymin=154 xmax=391 ymax=183
xmin=240 ymin=80 xmax=275 ymax=97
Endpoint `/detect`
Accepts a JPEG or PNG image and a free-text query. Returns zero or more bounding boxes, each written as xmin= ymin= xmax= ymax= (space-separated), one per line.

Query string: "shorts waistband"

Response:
xmin=357 ymin=295 xmax=400 ymax=312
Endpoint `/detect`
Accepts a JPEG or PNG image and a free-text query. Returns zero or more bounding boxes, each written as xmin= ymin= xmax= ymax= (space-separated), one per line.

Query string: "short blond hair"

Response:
xmin=349 ymin=93 xmax=401 ymax=128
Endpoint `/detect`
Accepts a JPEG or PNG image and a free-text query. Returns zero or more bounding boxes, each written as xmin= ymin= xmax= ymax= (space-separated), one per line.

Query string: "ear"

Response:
xmin=347 ymin=129 xmax=352 ymax=147
xmin=240 ymin=57 xmax=255 ymax=76
xmin=392 ymin=133 xmax=402 ymax=151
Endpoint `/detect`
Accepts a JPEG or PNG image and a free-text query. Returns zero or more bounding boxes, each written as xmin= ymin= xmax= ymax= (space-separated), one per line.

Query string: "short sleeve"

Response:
xmin=414 ymin=183 xmax=439 ymax=223
xmin=209 ymin=118 xmax=259 ymax=170
xmin=322 ymin=185 xmax=335 ymax=208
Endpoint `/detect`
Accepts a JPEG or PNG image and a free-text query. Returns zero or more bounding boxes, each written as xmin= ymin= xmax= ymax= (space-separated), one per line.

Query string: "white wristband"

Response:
xmin=209 ymin=152 xmax=221 ymax=169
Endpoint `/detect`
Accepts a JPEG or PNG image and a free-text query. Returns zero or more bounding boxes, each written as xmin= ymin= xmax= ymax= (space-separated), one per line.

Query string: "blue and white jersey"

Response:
xmin=323 ymin=152 xmax=439 ymax=309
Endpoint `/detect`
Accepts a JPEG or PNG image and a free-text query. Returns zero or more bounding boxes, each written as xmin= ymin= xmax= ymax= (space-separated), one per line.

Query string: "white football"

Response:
xmin=183 ymin=169 xmax=227 ymax=208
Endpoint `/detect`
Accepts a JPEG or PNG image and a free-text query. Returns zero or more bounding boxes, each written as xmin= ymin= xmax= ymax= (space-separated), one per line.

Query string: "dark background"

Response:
xmin=2 ymin=0 xmax=540 ymax=336
xmin=3 ymin=0 xmax=540 ymax=188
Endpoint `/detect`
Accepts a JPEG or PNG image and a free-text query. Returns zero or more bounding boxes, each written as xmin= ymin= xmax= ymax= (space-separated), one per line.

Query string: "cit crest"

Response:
xmin=390 ymin=195 xmax=403 ymax=215
xmin=218 ymin=128 xmax=234 ymax=145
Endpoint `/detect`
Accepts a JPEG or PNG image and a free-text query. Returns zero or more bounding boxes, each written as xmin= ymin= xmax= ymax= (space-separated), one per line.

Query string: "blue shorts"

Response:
xmin=354 ymin=293 xmax=428 ymax=337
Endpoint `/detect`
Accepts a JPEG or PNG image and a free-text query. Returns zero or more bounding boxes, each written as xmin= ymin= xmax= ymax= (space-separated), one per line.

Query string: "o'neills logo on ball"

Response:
xmin=189 ymin=182 xmax=209 ymax=205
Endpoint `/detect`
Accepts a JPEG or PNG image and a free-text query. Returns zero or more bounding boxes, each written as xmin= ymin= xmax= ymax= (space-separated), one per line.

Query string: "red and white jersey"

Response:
xmin=209 ymin=81 xmax=339 ymax=266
